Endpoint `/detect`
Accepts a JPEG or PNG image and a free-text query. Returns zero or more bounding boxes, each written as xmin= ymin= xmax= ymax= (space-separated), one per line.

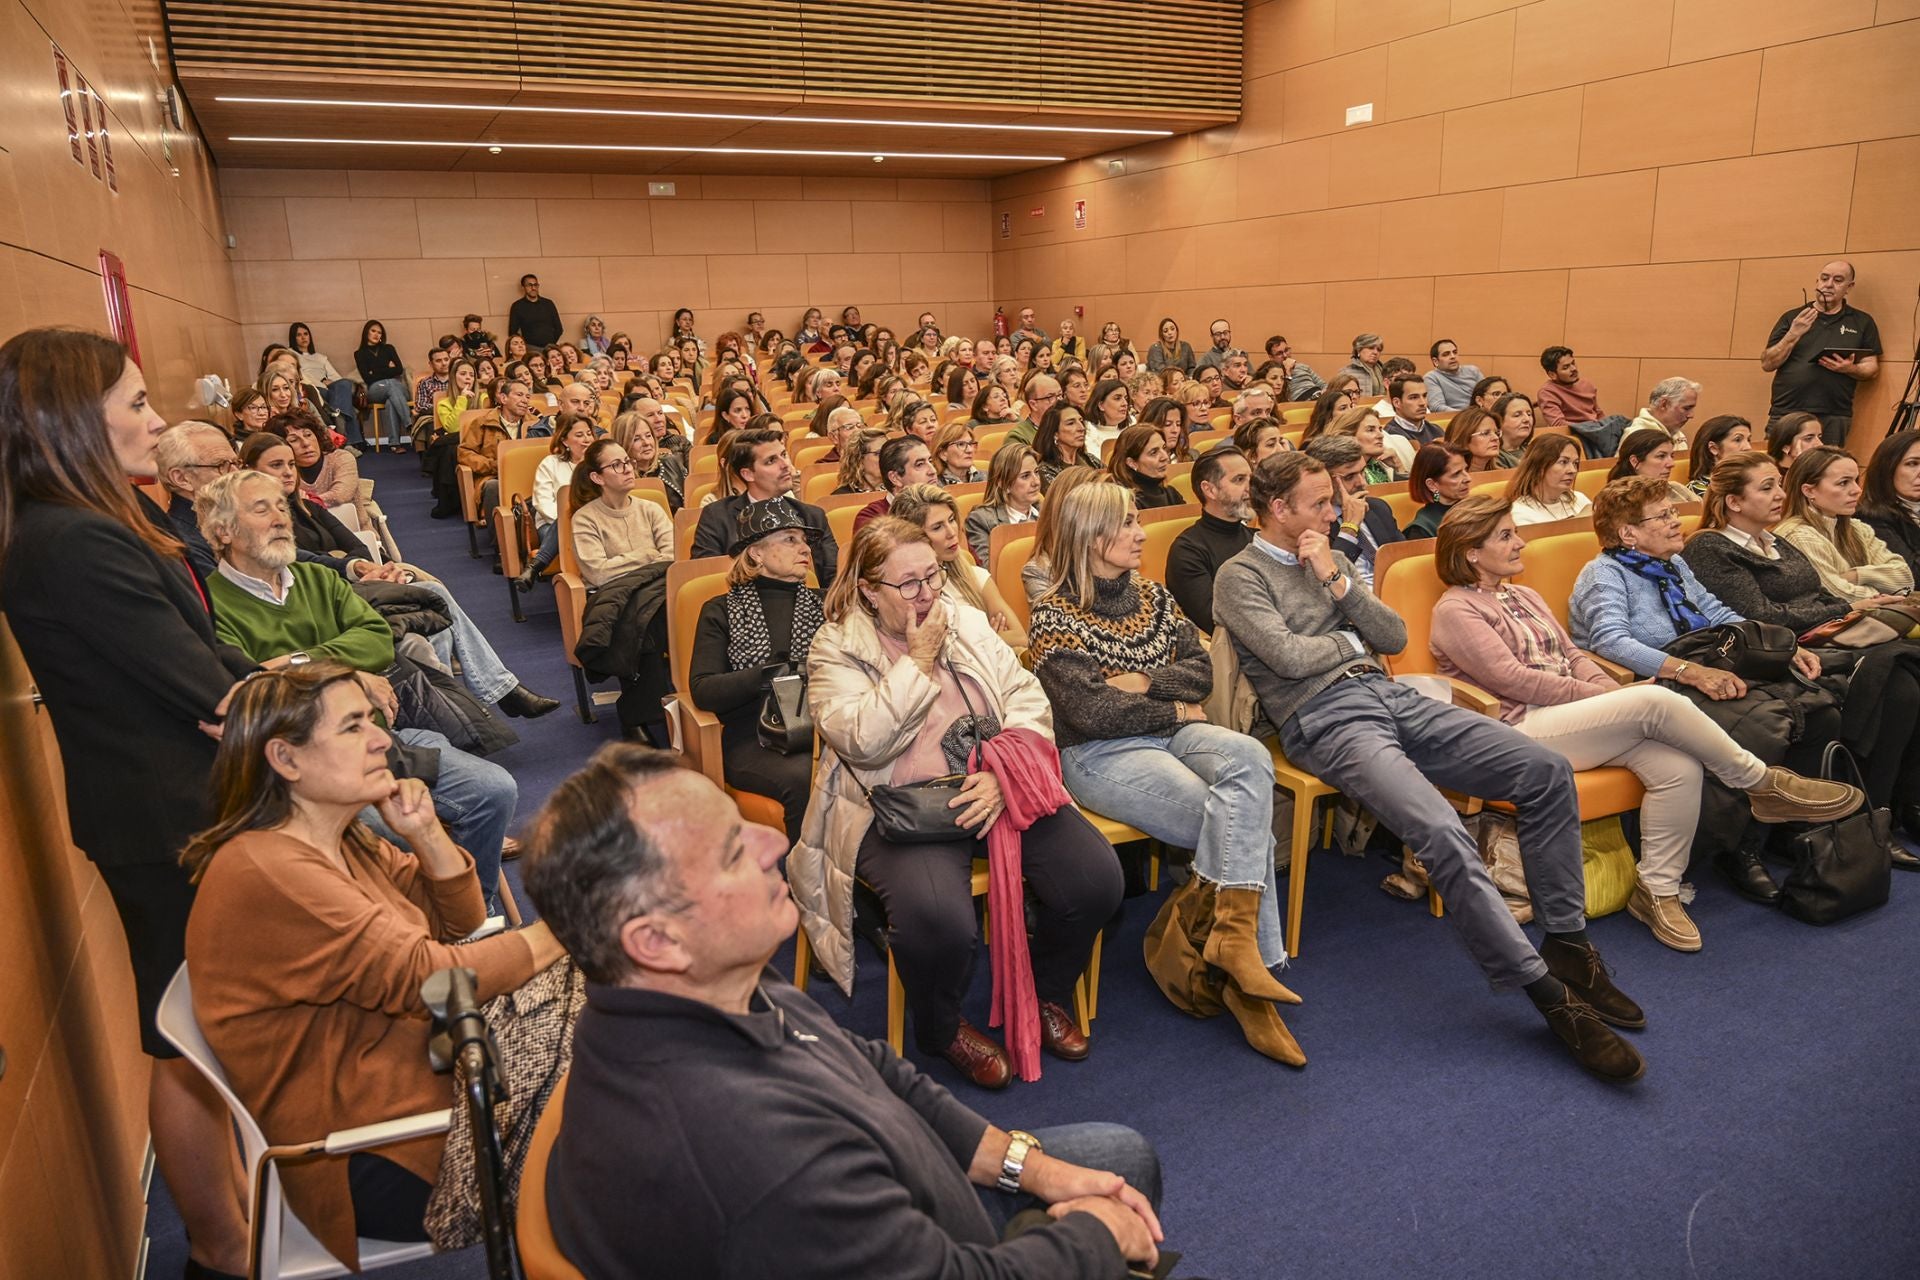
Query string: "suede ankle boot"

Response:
xmin=1220 ymin=979 xmax=1307 ymax=1066
xmin=1200 ymin=885 xmax=1302 ymax=1006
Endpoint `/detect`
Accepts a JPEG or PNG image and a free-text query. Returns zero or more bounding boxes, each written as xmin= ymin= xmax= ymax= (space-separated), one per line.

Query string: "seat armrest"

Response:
xmin=323 ymin=1109 xmax=453 ymax=1156
xmin=676 ymin=700 xmax=726 ymax=785
xmin=1587 ymin=653 xmax=1637 ymax=685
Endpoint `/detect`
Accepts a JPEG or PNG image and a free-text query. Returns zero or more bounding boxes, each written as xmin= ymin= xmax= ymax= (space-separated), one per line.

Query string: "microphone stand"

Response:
xmin=423 ymin=966 xmax=522 ymax=1280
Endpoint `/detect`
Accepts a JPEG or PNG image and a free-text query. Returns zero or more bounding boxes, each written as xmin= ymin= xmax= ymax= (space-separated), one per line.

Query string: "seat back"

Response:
xmin=1380 ymin=485 xmax=1423 ymax=530
xmin=1510 ymin=530 xmax=1601 ymax=629
xmin=993 ymin=524 xmax=1040 ymax=630
xmin=1372 ymin=542 xmax=1449 ymax=676
xmin=821 ymin=491 xmax=873 ymax=554
xmin=517 ymin=1074 xmax=587 ymax=1280
xmin=495 ymin=439 xmax=548 ymax=508
xmin=557 ymin=488 xmax=583 ymax=580
xmin=673 ymin=505 xmax=704 ymax=560
xmin=1139 ymin=509 xmax=1199 ymax=586
xmin=667 ymin=556 xmax=734 ymax=697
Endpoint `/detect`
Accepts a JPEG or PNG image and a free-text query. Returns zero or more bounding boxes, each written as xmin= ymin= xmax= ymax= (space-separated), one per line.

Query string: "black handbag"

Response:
xmin=1779 ymin=743 xmax=1891 ymax=925
xmin=1665 ymin=620 xmax=1797 ymax=683
xmin=863 ymin=658 xmax=984 ymax=843
xmin=757 ymin=669 xmax=813 ymax=756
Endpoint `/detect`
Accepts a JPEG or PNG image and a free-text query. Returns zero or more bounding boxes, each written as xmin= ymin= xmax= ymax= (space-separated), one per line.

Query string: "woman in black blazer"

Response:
xmin=0 ymin=328 xmax=255 ymax=1277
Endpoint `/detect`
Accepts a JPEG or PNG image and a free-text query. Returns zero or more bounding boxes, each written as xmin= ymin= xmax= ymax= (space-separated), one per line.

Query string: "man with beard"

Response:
xmin=1163 ymin=445 xmax=1253 ymax=634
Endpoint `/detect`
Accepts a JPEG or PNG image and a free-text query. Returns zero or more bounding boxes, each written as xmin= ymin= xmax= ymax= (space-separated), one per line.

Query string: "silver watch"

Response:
xmin=286 ymin=651 xmax=312 ymax=668
xmin=997 ymin=1130 xmax=1042 ymax=1194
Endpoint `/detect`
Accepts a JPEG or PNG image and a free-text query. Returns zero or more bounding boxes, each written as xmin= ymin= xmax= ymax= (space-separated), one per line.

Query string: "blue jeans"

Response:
xmin=1279 ymin=675 xmax=1584 ymax=990
xmin=976 ymin=1123 xmax=1163 ymax=1233
xmin=364 ymin=378 xmax=412 ymax=445
xmin=529 ymin=519 xmax=559 ymax=573
xmin=1061 ymin=724 xmax=1285 ymax=968
xmin=413 ymin=579 xmax=517 ymax=704
xmin=367 ymin=728 xmax=515 ymax=914
xmin=322 ymin=381 xmax=362 ymax=443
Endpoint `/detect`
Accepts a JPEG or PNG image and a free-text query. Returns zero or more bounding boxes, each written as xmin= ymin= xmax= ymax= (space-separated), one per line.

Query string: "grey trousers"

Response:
xmin=1279 ymin=674 xmax=1586 ymax=990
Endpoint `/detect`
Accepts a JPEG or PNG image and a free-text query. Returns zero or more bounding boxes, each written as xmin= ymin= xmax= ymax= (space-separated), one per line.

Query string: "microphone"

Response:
xmin=421 ymin=967 xmax=505 ymax=1098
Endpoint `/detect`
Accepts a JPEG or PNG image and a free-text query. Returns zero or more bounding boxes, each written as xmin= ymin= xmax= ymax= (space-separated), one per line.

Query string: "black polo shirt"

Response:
xmin=1766 ymin=303 xmax=1881 ymax=419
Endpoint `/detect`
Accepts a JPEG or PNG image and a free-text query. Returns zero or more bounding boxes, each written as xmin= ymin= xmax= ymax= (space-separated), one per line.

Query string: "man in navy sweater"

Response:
xmin=523 ymin=746 xmax=1165 ymax=1279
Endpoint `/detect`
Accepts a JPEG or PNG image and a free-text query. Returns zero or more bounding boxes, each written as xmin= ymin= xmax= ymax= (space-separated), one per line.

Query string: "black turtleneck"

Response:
xmin=1164 ymin=510 xmax=1254 ymax=632
xmin=1130 ymin=475 xmax=1182 ymax=509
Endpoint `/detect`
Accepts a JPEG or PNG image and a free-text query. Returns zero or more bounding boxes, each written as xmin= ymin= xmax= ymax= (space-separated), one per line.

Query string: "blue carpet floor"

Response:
xmin=148 ymin=450 xmax=1920 ymax=1279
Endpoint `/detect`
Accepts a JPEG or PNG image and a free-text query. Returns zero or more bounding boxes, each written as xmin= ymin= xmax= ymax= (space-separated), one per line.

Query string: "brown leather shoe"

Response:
xmin=1038 ymin=1001 xmax=1089 ymax=1061
xmin=1540 ymin=990 xmax=1645 ymax=1083
xmin=937 ymin=1020 xmax=1011 ymax=1090
xmin=1541 ymin=936 xmax=1646 ymax=1029
xmin=1745 ymin=766 xmax=1863 ymax=824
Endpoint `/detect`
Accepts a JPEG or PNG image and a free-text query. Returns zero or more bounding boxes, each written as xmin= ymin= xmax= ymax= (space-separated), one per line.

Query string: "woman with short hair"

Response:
xmin=1471 ymin=375 xmax=1511 ymax=413
xmin=792 ymin=518 xmax=1121 ymax=1086
xmin=1490 ymin=392 xmax=1535 ymax=467
xmin=689 ymin=500 xmax=827 ymax=839
xmin=931 ymin=420 xmax=984 ymax=485
xmin=1029 ymin=483 xmax=1302 ymax=1064
xmin=1431 ymin=496 xmax=1854 ymax=951
xmin=281 ymin=411 xmax=364 ymax=524
xmin=1608 ymin=427 xmax=1692 ymax=506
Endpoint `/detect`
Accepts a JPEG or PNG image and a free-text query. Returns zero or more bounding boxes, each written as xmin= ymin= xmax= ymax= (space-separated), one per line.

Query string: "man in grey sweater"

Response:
xmin=1212 ymin=452 xmax=1649 ymax=1083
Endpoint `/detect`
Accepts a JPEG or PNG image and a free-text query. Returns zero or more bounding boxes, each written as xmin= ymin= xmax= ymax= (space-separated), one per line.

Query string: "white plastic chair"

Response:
xmin=155 ymin=967 xmax=451 ymax=1279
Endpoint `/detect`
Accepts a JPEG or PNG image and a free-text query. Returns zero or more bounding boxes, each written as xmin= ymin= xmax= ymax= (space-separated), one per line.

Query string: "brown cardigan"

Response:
xmin=185 ymin=829 xmax=538 ymax=1268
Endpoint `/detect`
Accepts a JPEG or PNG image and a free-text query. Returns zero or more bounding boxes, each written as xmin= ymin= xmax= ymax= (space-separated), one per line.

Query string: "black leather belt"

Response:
xmin=1328 ymin=663 xmax=1379 ymax=687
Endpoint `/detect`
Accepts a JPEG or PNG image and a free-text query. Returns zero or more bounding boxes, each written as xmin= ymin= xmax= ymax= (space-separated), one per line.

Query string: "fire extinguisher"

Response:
xmin=993 ymin=307 xmax=1008 ymax=339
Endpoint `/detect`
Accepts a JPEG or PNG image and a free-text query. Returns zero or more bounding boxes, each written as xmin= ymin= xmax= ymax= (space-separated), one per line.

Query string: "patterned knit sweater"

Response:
xmin=1027 ymin=571 xmax=1213 ymax=749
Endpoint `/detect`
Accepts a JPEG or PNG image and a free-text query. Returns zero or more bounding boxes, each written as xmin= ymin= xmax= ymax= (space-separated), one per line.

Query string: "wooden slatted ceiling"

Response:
xmin=165 ymin=0 xmax=1241 ymax=123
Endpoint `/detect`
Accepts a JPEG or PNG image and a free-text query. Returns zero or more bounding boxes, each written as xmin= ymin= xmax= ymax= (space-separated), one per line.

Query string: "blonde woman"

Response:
xmin=1020 ymin=465 xmax=1111 ymax=604
xmin=832 ymin=427 xmax=887 ymax=495
xmin=931 ymin=421 xmax=984 ymax=485
xmin=887 ymin=483 xmax=1027 ymax=647
xmin=434 ymin=358 xmax=483 ymax=436
xmin=1774 ymin=446 xmax=1915 ymax=604
xmin=967 ymin=442 xmax=1043 ymax=566
xmin=1027 ymin=483 xmax=1301 ymax=1064
xmin=1324 ymin=405 xmax=1399 ymax=484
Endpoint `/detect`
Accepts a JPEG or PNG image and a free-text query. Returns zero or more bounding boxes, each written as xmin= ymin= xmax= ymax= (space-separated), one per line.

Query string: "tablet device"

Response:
xmin=1817 ymin=348 xmax=1874 ymax=359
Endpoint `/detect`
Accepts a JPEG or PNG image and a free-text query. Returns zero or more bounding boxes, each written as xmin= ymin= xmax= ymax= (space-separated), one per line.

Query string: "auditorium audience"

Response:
xmin=571 ymin=438 xmax=676 ymax=742
xmin=1029 ymin=483 xmax=1301 ymax=1064
xmin=1505 ymin=433 xmax=1593 ymax=526
xmin=832 ymin=426 xmax=888 ymax=495
xmin=1535 ymin=346 xmax=1607 ymax=428
xmin=182 ymin=661 xmax=564 ymax=1267
xmin=1231 ymin=416 xmax=1287 ymax=463
xmin=1471 ymin=376 xmax=1511 ymax=412
xmin=1774 ymin=446 xmax=1915 ymax=604
xmin=281 ymin=411 xmax=362 ymax=519
xmin=616 ymin=408 xmax=689 ymax=513
xmin=933 ymin=421 xmax=985 ymax=485
xmin=1302 ymin=377 xmax=1360 ymax=441
xmin=1381 ymin=375 xmax=1439 ymax=473
xmin=1323 ymin=404 xmax=1398 ymax=484
xmin=855 ymin=436 xmax=941 ymax=534
xmin=514 ymin=412 xmax=598 ymax=593
xmin=353 ymin=319 xmax=413 ymax=450
xmin=287 ymin=321 xmax=362 ymax=442
xmin=791 ymin=519 xmax=1122 ymax=1087
xmin=1429 ymin=497 xmax=1858 ymax=951
xmin=523 ymin=743 xmax=1163 ymax=1275
xmin=1164 ymin=446 xmax=1253 ymax=632
xmin=1147 ymin=316 xmax=1195 ymax=374
xmin=1264 ymin=333 xmax=1325 ymax=401
xmin=1491 ymin=392 xmax=1535 ymax=467
xmin=1213 ymin=452 xmax=1646 ymax=1082
xmin=689 ymin=501 xmax=826 ymax=840
xmin=1339 ymin=333 xmax=1386 ymax=397
xmin=1442 ymin=407 xmax=1501 ymax=473
xmin=1766 ymin=411 xmax=1825 ymax=468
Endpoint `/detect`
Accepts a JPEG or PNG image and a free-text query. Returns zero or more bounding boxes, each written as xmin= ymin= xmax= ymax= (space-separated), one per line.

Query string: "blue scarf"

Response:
xmin=1606 ymin=547 xmax=1712 ymax=636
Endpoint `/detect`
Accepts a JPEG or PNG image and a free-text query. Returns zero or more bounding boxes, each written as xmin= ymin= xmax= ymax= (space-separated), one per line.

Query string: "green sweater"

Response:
xmin=208 ymin=562 xmax=396 ymax=672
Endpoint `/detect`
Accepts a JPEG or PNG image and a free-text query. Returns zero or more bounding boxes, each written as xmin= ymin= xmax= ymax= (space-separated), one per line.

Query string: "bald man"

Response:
xmin=1761 ymin=259 xmax=1882 ymax=446
xmin=561 ymin=381 xmax=601 ymax=420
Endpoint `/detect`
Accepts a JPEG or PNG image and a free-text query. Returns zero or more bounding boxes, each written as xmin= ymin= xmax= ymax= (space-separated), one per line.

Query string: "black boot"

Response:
xmin=497 ymin=684 xmax=560 ymax=718
xmin=1714 ymin=845 xmax=1781 ymax=903
xmin=512 ymin=562 xmax=540 ymax=594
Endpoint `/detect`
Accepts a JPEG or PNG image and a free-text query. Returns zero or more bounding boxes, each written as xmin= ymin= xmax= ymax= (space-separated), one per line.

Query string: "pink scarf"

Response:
xmin=976 ymin=727 xmax=1073 ymax=1082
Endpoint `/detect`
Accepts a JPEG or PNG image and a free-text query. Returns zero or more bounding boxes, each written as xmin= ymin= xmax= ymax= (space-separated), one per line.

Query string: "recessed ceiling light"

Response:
xmin=487 ymin=145 xmax=502 ymax=154
xmin=213 ymin=96 xmax=1171 ymax=138
xmin=227 ymin=136 xmax=1066 ymax=162
xmin=871 ymin=155 xmax=884 ymax=164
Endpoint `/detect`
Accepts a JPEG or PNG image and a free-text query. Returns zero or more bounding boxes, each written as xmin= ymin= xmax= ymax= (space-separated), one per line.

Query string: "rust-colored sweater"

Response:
xmin=185 ymin=829 xmax=537 ymax=1268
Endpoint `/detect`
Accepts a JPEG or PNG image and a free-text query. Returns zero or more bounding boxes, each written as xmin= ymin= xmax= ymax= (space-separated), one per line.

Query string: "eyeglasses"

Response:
xmin=876 ymin=565 xmax=947 ymax=602
xmin=1631 ymin=508 xmax=1679 ymax=526
xmin=185 ymin=457 xmax=241 ymax=473
xmin=599 ymin=457 xmax=635 ymax=472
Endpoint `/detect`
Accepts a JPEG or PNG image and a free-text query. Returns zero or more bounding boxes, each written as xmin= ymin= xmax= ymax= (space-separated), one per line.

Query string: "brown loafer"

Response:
xmin=1745 ymin=766 xmax=1863 ymax=825
xmin=1541 ymin=936 xmax=1646 ymax=1029
xmin=1540 ymin=990 xmax=1645 ymax=1083
xmin=937 ymin=1020 xmax=1011 ymax=1090
xmin=1038 ymin=1000 xmax=1089 ymax=1061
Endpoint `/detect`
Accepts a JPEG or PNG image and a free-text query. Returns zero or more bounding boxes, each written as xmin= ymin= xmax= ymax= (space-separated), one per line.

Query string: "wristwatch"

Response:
xmin=286 ymin=651 xmax=312 ymax=668
xmin=998 ymin=1130 xmax=1042 ymax=1193
xmin=1320 ymin=566 xmax=1343 ymax=588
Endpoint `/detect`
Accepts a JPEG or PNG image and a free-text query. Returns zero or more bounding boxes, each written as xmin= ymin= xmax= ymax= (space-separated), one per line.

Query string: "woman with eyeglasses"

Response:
xmin=570 ymin=438 xmax=675 ymax=742
xmin=791 ymin=517 xmax=1121 ymax=1088
xmin=1443 ymin=407 xmax=1503 ymax=474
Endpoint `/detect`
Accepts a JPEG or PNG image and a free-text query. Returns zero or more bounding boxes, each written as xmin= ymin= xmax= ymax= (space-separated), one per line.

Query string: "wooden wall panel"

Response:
xmin=990 ymin=6 xmax=1920 ymax=465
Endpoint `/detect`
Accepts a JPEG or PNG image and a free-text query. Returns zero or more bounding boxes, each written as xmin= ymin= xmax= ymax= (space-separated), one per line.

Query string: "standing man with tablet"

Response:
xmin=1761 ymin=260 xmax=1881 ymax=446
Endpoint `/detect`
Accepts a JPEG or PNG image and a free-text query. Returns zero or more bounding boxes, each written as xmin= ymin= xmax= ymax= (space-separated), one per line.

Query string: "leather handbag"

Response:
xmin=1798 ymin=613 xmax=1900 ymax=649
xmin=1665 ymin=621 xmax=1797 ymax=682
xmin=1779 ymin=743 xmax=1891 ymax=925
xmin=864 ymin=657 xmax=982 ymax=843
xmin=756 ymin=669 xmax=813 ymax=756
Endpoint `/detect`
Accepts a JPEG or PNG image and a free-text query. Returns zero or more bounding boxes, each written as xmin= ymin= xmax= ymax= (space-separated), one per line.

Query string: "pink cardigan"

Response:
xmin=1429 ymin=584 xmax=1614 ymax=722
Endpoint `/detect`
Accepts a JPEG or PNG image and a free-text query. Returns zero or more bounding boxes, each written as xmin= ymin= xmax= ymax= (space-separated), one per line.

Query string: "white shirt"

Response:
xmin=1509 ymin=491 xmax=1593 ymax=526
xmin=1716 ymin=523 xmax=1780 ymax=560
xmin=217 ymin=559 xmax=294 ymax=605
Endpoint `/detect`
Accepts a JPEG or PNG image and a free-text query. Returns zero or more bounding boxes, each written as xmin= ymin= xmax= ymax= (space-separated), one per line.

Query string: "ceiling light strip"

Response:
xmin=227 ymin=136 xmax=1065 ymax=162
xmin=213 ymin=96 xmax=1169 ymax=137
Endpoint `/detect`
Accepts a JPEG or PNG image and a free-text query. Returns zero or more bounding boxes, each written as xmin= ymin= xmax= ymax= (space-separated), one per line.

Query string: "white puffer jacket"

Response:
xmin=789 ymin=601 xmax=1052 ymax=993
